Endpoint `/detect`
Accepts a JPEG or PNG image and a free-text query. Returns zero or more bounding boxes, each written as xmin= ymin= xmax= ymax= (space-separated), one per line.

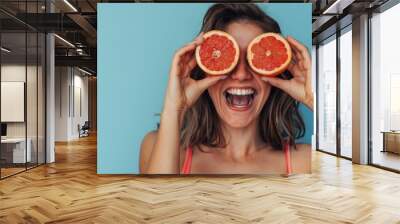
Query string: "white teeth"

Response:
xmin=226 ymin=88 xmax=255 ymax=96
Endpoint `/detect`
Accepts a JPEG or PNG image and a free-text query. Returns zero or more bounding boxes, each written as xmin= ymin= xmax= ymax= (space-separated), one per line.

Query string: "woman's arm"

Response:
xmin=143 ymin=111 xmax=182 ymax=174
xmin=140 ymin=33 xmax=227 ymax=174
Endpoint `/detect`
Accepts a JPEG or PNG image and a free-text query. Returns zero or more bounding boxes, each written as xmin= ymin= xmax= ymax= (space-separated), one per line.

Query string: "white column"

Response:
xmin=352 ymin=14 xmax=369 ymax=164
xmin=46 ymin=32 xmax=55 ymax=163
xmin=45 ymin=0 xmax=55 ymax=163
xmin=55 ymin=67 xmax=74 ymax=141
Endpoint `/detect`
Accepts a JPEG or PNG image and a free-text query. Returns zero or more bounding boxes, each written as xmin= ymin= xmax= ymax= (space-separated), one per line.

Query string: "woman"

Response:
xmin=140 ymin=3 xmax=313 ymax=174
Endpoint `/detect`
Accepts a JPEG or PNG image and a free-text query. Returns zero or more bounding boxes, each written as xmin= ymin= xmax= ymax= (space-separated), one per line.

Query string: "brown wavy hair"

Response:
xmin=180 ymin=3 xmax=305 ymax=150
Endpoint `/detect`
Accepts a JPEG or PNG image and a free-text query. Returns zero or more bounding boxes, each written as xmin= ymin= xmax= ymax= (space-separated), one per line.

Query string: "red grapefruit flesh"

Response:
xmin=195 ymin=30 xmax=239 ymax=75
xmin=247 ymin=33 xmax=292 ymax=76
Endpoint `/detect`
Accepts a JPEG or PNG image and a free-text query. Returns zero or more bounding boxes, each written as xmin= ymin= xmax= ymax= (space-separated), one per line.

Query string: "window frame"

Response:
xmin=315 ymin=23 xmax=353 ymax=161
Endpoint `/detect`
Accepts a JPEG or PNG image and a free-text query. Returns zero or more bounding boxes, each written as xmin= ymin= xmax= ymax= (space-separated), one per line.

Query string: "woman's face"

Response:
xmin=207 ymin=21 xmax=272 ymax=128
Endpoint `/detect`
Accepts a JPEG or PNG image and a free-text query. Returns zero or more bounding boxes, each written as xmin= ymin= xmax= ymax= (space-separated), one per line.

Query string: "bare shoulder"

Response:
xmin=294 ymin=144 xmax=311 ymax=154
xmin=139 ymin=130 xmax=158 ymax=173
xmin=141 ymin=130 xmax=158 ymax=146
xmin=291 ymin=143 xmax=312 ymax=174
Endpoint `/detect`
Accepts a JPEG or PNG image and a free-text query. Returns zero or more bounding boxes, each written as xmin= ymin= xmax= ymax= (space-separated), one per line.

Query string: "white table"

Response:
xmin=1 ymin=138 xmax=31 ymax=163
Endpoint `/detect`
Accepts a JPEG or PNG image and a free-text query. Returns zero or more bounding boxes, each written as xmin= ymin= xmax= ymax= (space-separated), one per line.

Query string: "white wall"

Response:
xmin=1 ymin=66 xmax=26 ymax=140
xmin=1 ymin=82 xmax=25 ymax=122
xmin=55 ymin=66 xmax=69 ymax=141
xmin=55 ymin=67 xmax=89 ymax=141
xmin=1 ymin=65 xmax=40 ymax=137
xmin=72 ymin=73 xmax=89 ymax=138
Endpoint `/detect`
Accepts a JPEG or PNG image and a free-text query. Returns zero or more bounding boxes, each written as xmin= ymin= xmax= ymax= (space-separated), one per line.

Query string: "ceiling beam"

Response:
xmin=322 ymin=0 xmax=356 ymax=14
xmin=55 ymin=55 xmax=96 ymax=69
xmin=67 ymin=13 xmax=97 ymax=39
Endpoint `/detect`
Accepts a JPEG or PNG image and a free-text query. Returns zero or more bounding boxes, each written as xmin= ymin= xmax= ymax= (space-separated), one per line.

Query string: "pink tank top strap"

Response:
xmin=181 ymin=146 xmax=193 ymax=174
xmin=283 ymin=141 xmax=293 ymax=175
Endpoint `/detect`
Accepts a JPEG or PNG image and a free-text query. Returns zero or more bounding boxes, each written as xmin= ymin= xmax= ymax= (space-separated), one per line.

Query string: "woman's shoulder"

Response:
xmin=139 ymin=130 xmax=187 ymax=172
xmin=294 ymin=143 xmax=311 ymax=152
xmin=292 ymin=143 xmax=311 ymax=158
xmin=142 ymin=130 xmax=158 ymax=145
xmin=291 ymin=143 xmax=312 ymax=174
xmin=140 ymin=130 xmax=159 ymax=154
xmin=140 ymin=130 xmax=161 ymax=158
xmin=140 ymin=130 xmax=186 ymax=152
xmin=139 ymin=130 xmax=158 ymax=172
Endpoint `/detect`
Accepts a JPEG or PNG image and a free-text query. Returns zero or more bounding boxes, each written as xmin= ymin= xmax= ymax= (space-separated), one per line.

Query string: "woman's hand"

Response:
xmin=261 ymin=36 xmax=314 ymax=111
xmin=163 ymin=33 xmax=227 ymax=116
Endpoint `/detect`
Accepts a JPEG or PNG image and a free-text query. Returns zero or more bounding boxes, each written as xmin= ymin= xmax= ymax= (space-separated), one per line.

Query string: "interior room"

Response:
xmin=1 ymin=24 xmax=46 ymax=177
xmin=0 ymin=0 xmax=399 ymax=223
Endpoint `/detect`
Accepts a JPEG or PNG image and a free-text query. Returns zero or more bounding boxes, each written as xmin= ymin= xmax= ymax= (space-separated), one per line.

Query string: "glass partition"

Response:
xmin=1 ymin=31 xmax=28 ymax=178
xmin=27 ymin=31 xmax=38 ymax=169
xmin=0 ymin=2 xmax=46 ymax=179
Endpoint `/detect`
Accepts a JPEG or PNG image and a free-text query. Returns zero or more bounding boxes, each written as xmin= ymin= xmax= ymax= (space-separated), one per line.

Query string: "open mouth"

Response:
xmin=224 ymin=87 xmax=257 ymax=111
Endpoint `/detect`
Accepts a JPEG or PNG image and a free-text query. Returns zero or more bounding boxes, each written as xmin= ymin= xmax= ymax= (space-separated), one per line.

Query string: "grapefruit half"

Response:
xmin=247 ymin=33 xmax=292 ymax=76
xmin=195 ymin=30 xmax=239 ymax=75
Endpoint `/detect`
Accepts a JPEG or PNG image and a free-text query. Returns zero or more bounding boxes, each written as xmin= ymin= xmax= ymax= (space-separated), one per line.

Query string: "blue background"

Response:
xmin=98 ymin=3 xmax=312 ymax=174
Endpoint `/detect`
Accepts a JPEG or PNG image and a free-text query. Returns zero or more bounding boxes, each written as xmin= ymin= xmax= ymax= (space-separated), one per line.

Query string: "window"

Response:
xmin=371 ymin=3 xmax=400 ymax=171
xmin=317 ymin=35 xmax=337 ymax=154
xmin=312 ymin=45 xmax=317 ymax=150
xmin=339 ymin=27 xmax=352 ymax=158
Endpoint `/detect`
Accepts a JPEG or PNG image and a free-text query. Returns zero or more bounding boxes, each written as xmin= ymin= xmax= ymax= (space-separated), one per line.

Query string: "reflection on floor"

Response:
xmin=340 ymin=147 xmax=352 ymax=158
xmin=0 ymin=167 xmax=25 ymax=178
xmin=0 ymin=163 xmax=42 ymax=178
xmin=373 ymin=150 xmax=400 ymax=170
xmin=0 ymin=135 xmax=400 ymax=223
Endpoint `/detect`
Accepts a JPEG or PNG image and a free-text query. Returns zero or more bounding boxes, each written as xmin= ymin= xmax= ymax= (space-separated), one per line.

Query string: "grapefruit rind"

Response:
xmin=247 ymin=33 xmax=292 ymax=76
xmin=195 ymin=30 xmax=240 ymax=75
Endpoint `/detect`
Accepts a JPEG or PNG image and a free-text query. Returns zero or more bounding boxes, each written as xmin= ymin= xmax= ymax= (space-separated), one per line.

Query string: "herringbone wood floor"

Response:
xmin=1 ymin=134 xmax=400 ymax=224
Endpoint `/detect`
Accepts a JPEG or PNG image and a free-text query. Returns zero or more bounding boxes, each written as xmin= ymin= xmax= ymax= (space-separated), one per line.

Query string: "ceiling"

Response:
xmin=0 ymin=0 xmax=393 ymax=75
